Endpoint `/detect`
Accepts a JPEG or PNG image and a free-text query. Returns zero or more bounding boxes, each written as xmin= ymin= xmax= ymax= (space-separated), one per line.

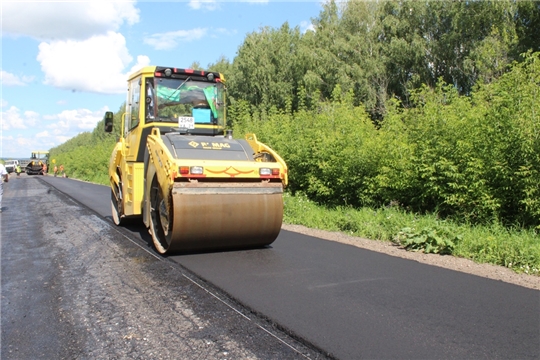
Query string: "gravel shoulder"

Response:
xmin=282 ymin=224 xmax=540 ymax=291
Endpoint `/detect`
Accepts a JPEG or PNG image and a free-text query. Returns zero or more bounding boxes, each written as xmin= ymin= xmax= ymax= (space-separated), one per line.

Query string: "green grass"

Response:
xmin=67 ymin=171 xmax=109 ymax=186
xmin=283 ymin=192 xmax=540 ymax=275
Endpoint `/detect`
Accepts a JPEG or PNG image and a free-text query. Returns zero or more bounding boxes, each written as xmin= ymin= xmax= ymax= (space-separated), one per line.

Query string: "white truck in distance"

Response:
xmin=4 ymin=160 xmax=19 ymax=174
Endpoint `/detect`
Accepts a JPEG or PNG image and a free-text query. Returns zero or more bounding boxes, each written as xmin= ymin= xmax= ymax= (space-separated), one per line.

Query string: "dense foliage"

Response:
xmin=219 ymin=0 xmax=539 ymax=121
xmin=231 ymin=51 xmax=540 ymax=228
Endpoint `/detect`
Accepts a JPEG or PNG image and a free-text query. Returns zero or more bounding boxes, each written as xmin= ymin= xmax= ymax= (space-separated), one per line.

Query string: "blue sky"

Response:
xmin=1 ymin=0 xmax=323 ymax=159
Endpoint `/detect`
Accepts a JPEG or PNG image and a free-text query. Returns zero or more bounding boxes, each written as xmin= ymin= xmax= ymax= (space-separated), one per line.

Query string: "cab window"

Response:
xmin=127 ymin=78 xmax=141 ymax=131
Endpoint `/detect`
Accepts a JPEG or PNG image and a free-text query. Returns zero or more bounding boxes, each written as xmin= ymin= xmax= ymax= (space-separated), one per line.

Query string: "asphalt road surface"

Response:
xmin=3 ymin=175 xmax=540 ymax=359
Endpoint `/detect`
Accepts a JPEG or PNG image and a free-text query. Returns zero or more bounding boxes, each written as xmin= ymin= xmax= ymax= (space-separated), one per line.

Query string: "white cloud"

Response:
xmin=144 ymin=28 xmax=208 ymax=50
xmin=188 ymin=0 xmax=269 ymax=7
xmin=24 ymin=111 xmax=40 ymax=128
xmin=1 ymin=70 xmax=34 ymax=86
xmin=47 ymin=107 xmax=108 ymax=134
xmin=245 ymin=0 xmax=270 ymax=4
xmin=2 ymin=1 xmax=140 ymax=41
xmin=188 ymin=0 xmax=220 ymax=11
xmin=215 ymin=28 xmax=238 ymax=36
xmin=36 ymin=131 xmax=50 ymax=139
xmin=129 ymin=55 xmax=151 ymax=74
xmin=3 ymin=2 xmax=146 ymax=96
xmin=300 ymin=21 xmax=316 ymax=33
xmin=1 ymin=106 xmax=109 ymax=158
xmin=1 ymin=134 xmax=57 ymax=158
xmin=1 ymin=106 xmax=40 ymax=130
xmin=37 ymin=32 xmax=148 ymax=94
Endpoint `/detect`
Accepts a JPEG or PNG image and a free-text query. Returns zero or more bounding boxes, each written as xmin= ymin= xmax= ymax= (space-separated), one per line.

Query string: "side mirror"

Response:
xmin=104 ymin=111 xmax=114 ymax=133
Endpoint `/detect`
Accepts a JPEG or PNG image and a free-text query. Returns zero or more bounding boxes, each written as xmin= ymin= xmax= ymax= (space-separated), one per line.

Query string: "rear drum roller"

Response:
xmin=149 ymin=177 xmax=173 ymax=254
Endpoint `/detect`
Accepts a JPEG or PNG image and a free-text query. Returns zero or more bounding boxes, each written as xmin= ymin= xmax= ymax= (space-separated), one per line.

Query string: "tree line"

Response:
xmin=209 ymin=0 xmax=539 ymax=120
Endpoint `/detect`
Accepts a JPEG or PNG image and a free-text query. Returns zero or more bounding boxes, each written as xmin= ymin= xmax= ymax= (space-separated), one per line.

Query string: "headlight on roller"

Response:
xmin=260 ymin=168 xmax=280 ymax=176
xmin=179 ymin=166 xmax=204 ymax=175
xmin=190 ymin=166 xmax=204 ymax=175
xmin=260 ymin=168 xmax=271 ymax=176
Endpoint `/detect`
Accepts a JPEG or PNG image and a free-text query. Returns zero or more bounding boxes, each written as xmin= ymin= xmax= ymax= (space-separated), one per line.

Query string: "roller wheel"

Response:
xmin=111 ymin=186 xmax=123 ymax=226
xmin=149 ymin=177 xmax=173 ymax=254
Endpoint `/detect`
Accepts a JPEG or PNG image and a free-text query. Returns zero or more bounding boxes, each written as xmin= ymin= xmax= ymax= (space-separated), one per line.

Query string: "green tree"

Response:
xmin=229 ymin=23 xmax=304 ymax=112
xmin=514 ymin=1 xmax=540 ymax=55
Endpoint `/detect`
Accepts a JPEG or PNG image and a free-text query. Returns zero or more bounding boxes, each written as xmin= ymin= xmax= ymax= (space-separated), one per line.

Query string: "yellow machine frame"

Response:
xmin=107 ymin=65 xmax=288 ymax=253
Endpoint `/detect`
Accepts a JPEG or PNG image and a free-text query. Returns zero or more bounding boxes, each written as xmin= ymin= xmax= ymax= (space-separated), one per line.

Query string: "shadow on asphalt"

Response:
xmin=103 ymin=216 xmax=157 ymax=253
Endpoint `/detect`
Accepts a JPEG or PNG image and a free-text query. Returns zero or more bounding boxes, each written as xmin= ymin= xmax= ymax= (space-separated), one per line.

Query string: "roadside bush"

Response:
xmin=393 ymin=226 xmax=461 ymax=255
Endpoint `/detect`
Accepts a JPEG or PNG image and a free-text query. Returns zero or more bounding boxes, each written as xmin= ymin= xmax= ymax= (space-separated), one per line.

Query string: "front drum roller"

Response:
xmin=149 ymin=181 xmax=284 ymax=254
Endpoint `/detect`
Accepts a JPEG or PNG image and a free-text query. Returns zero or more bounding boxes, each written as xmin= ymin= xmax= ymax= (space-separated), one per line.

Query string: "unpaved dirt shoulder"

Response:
xmin=282 ymin=224 xmax=540 ymax=291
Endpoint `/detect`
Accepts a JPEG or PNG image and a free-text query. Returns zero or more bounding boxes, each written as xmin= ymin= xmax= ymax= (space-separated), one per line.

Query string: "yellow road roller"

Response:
xmin=104 ymin=66 xmax=288 ymax=254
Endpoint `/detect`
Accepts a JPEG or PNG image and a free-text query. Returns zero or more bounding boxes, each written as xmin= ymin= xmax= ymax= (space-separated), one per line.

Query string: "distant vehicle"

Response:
xmin=26 ymin=151 xmax=49 ymax=175
xmin=4 ymin=160 xmax=19 ymax=174
xmin=19 ymin=159 xmax=31 ymax=169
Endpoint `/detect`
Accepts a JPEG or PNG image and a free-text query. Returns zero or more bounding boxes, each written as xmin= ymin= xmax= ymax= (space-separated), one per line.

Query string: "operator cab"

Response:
xmin=146 ymin=68 xmax=226 ymax=136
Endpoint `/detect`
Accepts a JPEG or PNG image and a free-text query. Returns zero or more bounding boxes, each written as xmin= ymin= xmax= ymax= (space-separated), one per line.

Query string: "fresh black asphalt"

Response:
xmin=41 ymin=176 xmax=540 ymax=359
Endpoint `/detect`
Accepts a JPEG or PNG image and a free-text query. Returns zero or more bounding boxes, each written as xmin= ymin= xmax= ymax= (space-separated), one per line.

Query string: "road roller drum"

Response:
xmin=150 ymin=182 xmax=284 ymax=253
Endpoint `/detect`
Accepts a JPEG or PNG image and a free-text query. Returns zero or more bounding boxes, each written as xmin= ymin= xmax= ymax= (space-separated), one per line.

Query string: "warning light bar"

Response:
xmin=154 ymin=67 xmax=220 ymax=82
